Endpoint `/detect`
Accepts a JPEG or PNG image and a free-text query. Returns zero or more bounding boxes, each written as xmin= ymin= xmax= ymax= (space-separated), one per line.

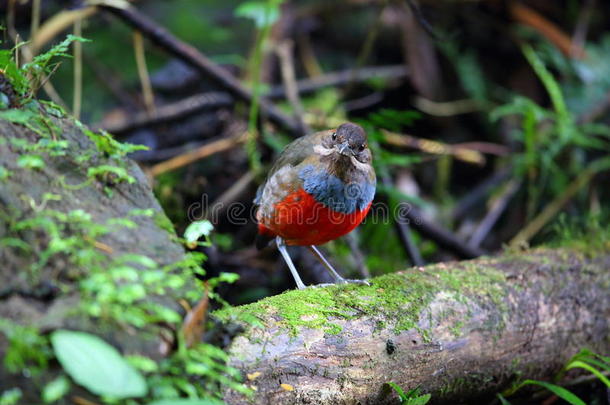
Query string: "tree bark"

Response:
xmin=220 ymin=249 xmax=610 ymax=404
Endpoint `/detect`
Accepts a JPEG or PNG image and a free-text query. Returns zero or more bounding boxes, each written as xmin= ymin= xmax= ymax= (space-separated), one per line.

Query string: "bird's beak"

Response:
xmin=337 ymin=141 xmax=353 ymax=156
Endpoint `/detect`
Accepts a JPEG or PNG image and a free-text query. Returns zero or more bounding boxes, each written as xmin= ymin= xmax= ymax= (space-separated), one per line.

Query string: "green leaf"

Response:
xmin=147 ymin=399 xmax=225 ymax=405
xmin=0 ymin=388 xmax=22 ymax=405
xmin=566 ymin=360 xmax=610 ymax=388
xmin=125 ymin=355 xmax=159 ymax=373
xmin=519 ymin=380 xmax=585 ymax=405
xmin=87 ymin=165 xmax=135 ymax=184
xmin=17 ymin=154 xmax=45 ymax=170
xmin=42 ymin=375 xmax=70 ymax=403
xmin=184 ymin=220 xmax=214 ymax=248
xmin=235 ymin=1 xmax=281 ymax=28
xmin=496 ymin=394 xmax=512 ymax=405
xmin=51 ymin=330 xmax=148 ymax=399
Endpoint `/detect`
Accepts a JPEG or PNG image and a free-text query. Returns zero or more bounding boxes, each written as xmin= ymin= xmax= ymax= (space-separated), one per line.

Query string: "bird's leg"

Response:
xmin=307 ymin=245 xmax=370 ymax=286
xmin=276 ymin=236 xmax=307 ymax=290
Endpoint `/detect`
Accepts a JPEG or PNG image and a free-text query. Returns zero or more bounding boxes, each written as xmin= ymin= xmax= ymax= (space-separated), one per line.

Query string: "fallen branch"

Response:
xmin=100 ymin=4 xmax=303 ymax=136
xmin=405 ymin=206 xmax=485 ymax=259
xmin=148 ymin=133 xmax=245 ymax=177
xmin=103 ymin=65 xmax=408 ymax=135
xmin=101 ymin=92 xmax=234 ymax=135
xmin=219 ymin=247 xmax=610 ymax=404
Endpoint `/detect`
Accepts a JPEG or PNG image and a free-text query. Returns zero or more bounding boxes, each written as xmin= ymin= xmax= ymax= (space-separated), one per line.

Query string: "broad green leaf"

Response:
xmin=519 ymin=380 xmax=585 ymax=405
xmin=51 ymin=330 xmax=147 ymax=399
xmin=42 ymin=375 xmax=70 ymax=403
xmin=566 ymin=360 xmax=610 ymax=388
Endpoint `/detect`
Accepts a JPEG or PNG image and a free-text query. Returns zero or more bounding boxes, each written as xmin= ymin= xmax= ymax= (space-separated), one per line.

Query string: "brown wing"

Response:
xmin=253 ymin=130 xmax=331 ymax=205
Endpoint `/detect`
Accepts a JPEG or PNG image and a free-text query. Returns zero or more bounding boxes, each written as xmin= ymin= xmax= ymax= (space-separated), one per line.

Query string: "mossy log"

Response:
xmin=0 ymin=105 xmax=189 ymax=398
xmin=221 ymin=249 xmax=610 ymax=404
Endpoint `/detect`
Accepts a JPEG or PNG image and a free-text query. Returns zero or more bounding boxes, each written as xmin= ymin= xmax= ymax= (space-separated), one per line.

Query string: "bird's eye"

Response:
xmin=331 ymin=132 xmax=337 ymax=141
xmin=359 ymin=143 xmax=366 ymax=152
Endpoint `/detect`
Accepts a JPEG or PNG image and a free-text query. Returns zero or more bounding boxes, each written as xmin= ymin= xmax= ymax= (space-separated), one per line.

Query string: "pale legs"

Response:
xmin=276 ymin=236 xmax=369 ymax=289
xmin=276 ymin=237 xmax=306 ymax=289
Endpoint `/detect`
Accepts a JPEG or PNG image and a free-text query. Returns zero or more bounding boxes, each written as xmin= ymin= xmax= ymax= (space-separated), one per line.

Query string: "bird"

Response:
xmin=254 ymin=122 xmax=376 ymax=289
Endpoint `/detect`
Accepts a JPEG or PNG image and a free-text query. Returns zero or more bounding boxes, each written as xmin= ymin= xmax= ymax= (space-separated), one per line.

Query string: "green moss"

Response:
xmin=154 ymin=211 xmax=177 ymax=236
xmin=215 ymin=260 xmax=508 ymax=337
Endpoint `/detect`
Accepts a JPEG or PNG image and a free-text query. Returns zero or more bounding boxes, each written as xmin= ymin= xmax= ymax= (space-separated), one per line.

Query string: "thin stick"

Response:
xmin=149 ymin=135 xmax=245 ymax=177
xmin=206 ymin=172 xmax=254 ymax=220
xmin=405 ymin=207 xmax=484 ymax=259
xmin=133 ymin=30 xmax=156 ymax=115
xmin=381 ymin=175 xmax=425 ymax=266
xmin=296 ymin=33 xmax=322 ymax=78
xmin=404 ymin=0 xmax=437 ymax=39
xmin=73 ymin=17 xmax=83 ymax=119
xmin=509 ymin=2 xmax=586 ymax=59
xmin=468 ymin=179 xmax=521 ymax=248
xmin=102 ymin=92 xmax=233 ymax=135
xmin=30 ymin=0 xmax=42 ymax=39
xmin=31 ymin=7 xmax=98 ymax=54
xmin=509 ymin=167 xmax=600 ymax=249
xmin=276 ymin=40 xmax=309 ymax=134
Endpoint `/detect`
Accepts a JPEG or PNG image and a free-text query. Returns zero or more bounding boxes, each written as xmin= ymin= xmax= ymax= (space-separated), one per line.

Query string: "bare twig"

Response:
xmin=100 ymin=4 xmax=303 ymax=136
xmin=73 ymin=17 xmax=83 ymax=119
xmin=413 ymin=97 xmax=483 ymax=116
xmin=382 ymin=175 xmax=425 ymax=266
xmin=133 ymin=30 xmax=156 ymax=115
xmin=276 ymin=40 xmax=309 ymax=134
xmin=345 ymin=231 xmax=371 ymax=279
xmin=30 ymin=0 xmax=42 ymax=38
xmin=102 ymin=92 xmax=233 ymax=135
xmin=149 ymin=134 xmax=245 ymax=177
xmin=31 ymin=6 xmax=98 ymax=54
xmin=405 ymin=207 xmax=485 ymax=259
xmin=509 ymin=2 xmax=586 ymax=59
xmin=468 ymin=179 xmax=521 ymax=248
xmin=268 ymin=65 xmax=408 ymax=99
xmin=296 ymin=32 xmax=323 ymax=78
xmin=571 ymin=0 xmax=596 ymax=52
xmin=509 ymin=159 xmax=610 ymax=248
xmin=452 ymin=168 xmax=512 ymax=220
xmin=207 ymin=172 xmax=255 ymax=220
xmin=381 ymin=129 xmax=486 ymax=165
xmin=404 ymin=0 xmax=437 ymax=39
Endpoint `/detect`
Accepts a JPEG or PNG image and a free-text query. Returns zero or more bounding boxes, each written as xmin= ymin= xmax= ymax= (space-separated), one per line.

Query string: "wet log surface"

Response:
xmin=221 ymin=249 xmax=610 ymax=404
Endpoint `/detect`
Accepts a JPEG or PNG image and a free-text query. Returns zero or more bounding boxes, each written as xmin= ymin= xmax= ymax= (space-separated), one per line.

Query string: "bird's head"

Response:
xmin=319 ymin=122 xmax=372 ymax=168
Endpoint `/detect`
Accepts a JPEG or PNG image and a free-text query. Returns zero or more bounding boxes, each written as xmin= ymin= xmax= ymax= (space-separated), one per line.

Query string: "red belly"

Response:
xmin=257 ymin=188 xmax=372 ymax=246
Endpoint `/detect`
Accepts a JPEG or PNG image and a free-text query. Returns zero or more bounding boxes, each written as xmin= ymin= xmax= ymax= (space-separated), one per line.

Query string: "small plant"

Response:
xmin=0 ymin=35 xmax=87 ymax=102
xmin=500 ymin=349 xmax=610 ymax=404
xmin=385 ymin=383 xmax=431 ymax=405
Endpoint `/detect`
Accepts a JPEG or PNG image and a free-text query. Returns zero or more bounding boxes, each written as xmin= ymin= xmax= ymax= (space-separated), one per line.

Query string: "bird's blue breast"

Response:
xmin=299 ymin=165 xmax=375 ymax=214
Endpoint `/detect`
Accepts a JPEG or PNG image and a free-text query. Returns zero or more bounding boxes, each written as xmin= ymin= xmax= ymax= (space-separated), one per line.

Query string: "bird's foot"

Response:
xmin=306 ymin=279 xmax=370 ymax=289
xmin=339 ymin=278 xmax=371 ymax=286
